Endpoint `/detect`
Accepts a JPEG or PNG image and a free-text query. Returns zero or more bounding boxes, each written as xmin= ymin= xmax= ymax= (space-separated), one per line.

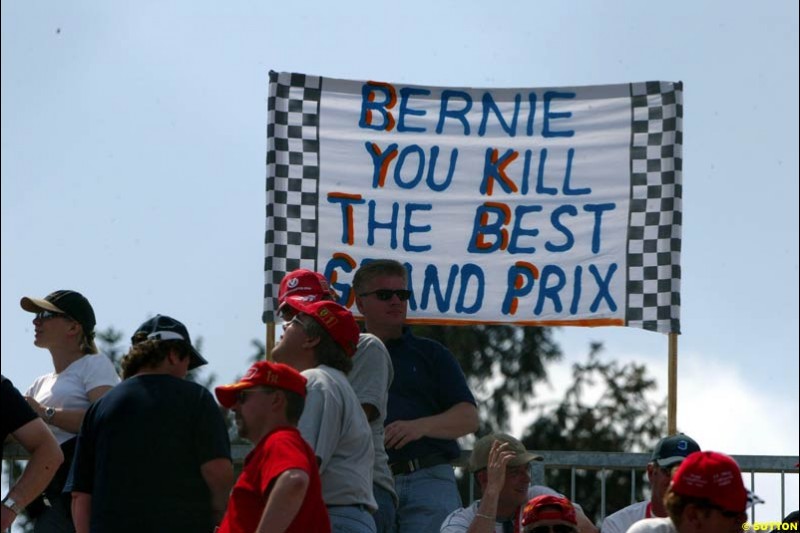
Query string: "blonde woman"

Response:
xmin=21 ymin=290 xmax=119 ymax=533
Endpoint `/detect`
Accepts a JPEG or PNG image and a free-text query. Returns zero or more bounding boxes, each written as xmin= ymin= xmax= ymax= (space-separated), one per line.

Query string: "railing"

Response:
xmin=4 ymin=443 xmax=798 ymax=524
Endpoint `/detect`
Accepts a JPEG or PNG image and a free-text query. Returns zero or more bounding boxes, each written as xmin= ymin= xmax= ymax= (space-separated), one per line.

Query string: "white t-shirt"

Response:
xmin=299 ymin=364 xmax=377 ymax=511
xmin=626 ymin=517 xmax=676 ymax=533
xmin=440 ymin=485 xmax=561 ymax=533
xmin=601 ymin=501 xmax=651 ymax=533
xmin=348 ymin=333 xmax=397 ymax=506
xmin=26 ymin=354 xmax=120 ymax=444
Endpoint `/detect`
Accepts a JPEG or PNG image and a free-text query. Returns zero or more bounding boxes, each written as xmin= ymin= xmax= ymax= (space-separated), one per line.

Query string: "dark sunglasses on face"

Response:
xmin=279 ymin=308 xmax=296 ymax=323
xmin=358 ymin=289 xmax=412 ymax=301
xmin=35 ymin=310 xmax=68 ymax=321
xmin=529 ymin=525 xmax=575 ymax=533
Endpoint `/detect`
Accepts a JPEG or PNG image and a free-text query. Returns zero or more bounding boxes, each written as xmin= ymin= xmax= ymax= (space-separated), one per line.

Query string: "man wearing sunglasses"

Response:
xmin=353 ymin=259 xmax=479 ymax=533
xmin=278 ymin=269 xmax=397 ymax=533
xmin=627 ymin=451 xmax=751 ymax=533
xmin=441 ymin=433 xmax=597 ymax=533
xmin=272 ymin=299 xmax=377 ymax=533
xmin=521 ymin=495 xmax=580 ymax=533
xmin=601 ymin=434 xmax=700 ymax=533
xmin=214 ymin=361 xmax=330 ymax=533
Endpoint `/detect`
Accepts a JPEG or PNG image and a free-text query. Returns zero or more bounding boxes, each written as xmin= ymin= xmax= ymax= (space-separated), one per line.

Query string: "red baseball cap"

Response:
xmin=278 ymin=269 xmax=335 ymax=310
xmin=521 ymin=495 xmax=578 ymax=531
xmin=284 ymin=299 xmax=360 ymax=357
xmin=670 ymin=451 xmax=747 ymax=514
xmin=215 ymin=361 xmax=307 ymax=408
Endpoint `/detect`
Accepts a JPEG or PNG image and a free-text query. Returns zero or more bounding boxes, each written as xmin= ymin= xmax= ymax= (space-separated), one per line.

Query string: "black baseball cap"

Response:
xmin=21 ymin=290 xmax=98 ymax=354
xmin=650 ymin=433 xmax=701 ymax=467
xmin=131 ymin=315 xmax=208 ymax=370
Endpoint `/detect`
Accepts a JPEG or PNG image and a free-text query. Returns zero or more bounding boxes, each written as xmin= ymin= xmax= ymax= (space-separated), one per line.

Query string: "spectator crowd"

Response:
xmin=3 ymin=262 xmax=795 ymax=533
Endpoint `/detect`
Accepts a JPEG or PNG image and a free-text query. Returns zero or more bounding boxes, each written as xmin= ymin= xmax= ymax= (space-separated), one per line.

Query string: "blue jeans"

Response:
xmin=373 ymin=483 xmax=397 ymax=533
xmin=394 ymin=464 xmax=461 ymax=533
xmin=328 ymin=505 xmax=377 ymax=533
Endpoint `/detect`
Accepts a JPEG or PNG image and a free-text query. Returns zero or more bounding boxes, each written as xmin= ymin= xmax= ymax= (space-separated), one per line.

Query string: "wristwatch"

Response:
xmin=1 ymin=494 xmax=24 ymax=515
xmin=43 ymin=406 xmax=56 ymax=424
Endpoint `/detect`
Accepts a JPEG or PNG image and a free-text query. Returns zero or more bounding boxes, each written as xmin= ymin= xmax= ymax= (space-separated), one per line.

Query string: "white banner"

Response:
xmin=264 ymin=72 xmax=682 ymax=334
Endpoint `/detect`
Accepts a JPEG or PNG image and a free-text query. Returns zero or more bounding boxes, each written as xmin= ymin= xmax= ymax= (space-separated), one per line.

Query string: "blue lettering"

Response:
xmin=535 ymin=148 xmax=558 ymax=195
xmin=570 ymin=265 xmax=582 ymax=315
xmin=589 ymin=264 xmax=617 ymax=312
xmin=563 ymin=149 xmax=590 ymax=195
xmin=403 ymin=203 xmax=432 ymax=252
xmin=534 ymin=265 xmax=566 ymax=315
xmin=546 ymin=205 xmax=577 ymax=252
xmin=583 ymin=203 xmax=616 ymax=253
xmin=367 ymin=200 xmax=399 ymax=249
xmin=359 ymin=83 xmax=395 ymax=131
xmin=420 ymin=264 xmax=458 ymax=312
xmin=479 ymin=92 xmax=521 ymax=137
xmin=508 ymin=205 xmax=543 ymax=254
xmin=455 ymin=263 xmax=484 ymax=314
xmin=394 ymin=145 xmax=425 ymax=189
xmin=543 ymin=91 xmax=575 ymax=138
xmin=397 ymin=87 xmax=430 ymax=133
xmin=425 ymin=146 xmax=458 ymax=192
xmin=436 ymin=90 xmax=473 ymax=135
xmin=501 ymin=265 xmax=536 ymax=314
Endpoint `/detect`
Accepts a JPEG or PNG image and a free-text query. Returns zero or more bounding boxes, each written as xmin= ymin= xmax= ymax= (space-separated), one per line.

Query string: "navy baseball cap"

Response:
xmin=650 ymin=433 xmax=701 ymax=467
xmin=132 ymin=315 xmax=208 ymax=370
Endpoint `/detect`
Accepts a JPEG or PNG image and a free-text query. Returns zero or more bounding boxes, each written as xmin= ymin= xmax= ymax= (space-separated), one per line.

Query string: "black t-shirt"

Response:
xmin=67 ymin=374 xmax=231 ymax=533
xmin=1 ymin=375 xmax=38 ymax=461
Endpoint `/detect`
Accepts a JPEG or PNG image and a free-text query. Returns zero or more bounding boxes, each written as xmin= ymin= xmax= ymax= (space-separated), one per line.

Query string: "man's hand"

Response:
xmin=484 ymin=440 xmax=515 ymax=494
xmin=384 ymin=419 xmax=427 ymax=449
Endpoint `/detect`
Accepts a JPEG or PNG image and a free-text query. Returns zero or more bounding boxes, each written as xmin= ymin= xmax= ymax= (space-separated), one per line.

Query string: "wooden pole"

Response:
xmin=667 ymin=332 xmax=678 ymax=435
xmin=266 ymin=323 xmax=275 ymax=361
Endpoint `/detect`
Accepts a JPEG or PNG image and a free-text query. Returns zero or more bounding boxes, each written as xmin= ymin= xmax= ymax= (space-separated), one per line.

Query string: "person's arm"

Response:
xmin=1 ymin=418 xmax=64 ymax=530
xmin=25 ymin=385 xmax=113 ymax=434
xmin=71 ymin=491 xmax=92 ymax=533
xmin=575 ymin=507 xmax=599 ymax=533
xmin=385 ymin=401 xmax=479 ymax=449
xmin=200 ymin=457 xmax=234 ymax=526
xmin=255 ymin=469 xmax=309 ymax=533
xmin=465 ymin=441 xmax=515 ymax=533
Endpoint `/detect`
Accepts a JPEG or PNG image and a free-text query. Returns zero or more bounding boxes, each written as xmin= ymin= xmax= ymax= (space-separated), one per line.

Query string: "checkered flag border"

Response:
xmin=264 ymin=71 xmax=322 ymax=323
xmin=626 ymin=81 xmax=683 ymax=334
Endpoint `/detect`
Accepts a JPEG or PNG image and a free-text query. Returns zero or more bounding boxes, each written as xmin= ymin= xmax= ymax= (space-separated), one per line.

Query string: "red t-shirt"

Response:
xmin=218 ymin=426 xmax=330 ymax=533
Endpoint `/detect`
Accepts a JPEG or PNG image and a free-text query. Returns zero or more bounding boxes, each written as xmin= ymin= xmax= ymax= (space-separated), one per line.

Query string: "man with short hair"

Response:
xmin=627 ymin=450 xmax=751 ymax=533
xmin=273 ymin=299 xmax=377 ymax=533
xmin=440 ymin=433 xmax=597 ymax=533
xmin=214 ymin=361 xmax=330 ymax=533
xmin=69 ymin=315 xmax=234 ymax=533
xmin=353 ymin=259 xmax=479 ymax=533
xmin=600 ymin=434 xmax=700 ymax=533
xmin=278 ymin=269 xmax=397 ymax=533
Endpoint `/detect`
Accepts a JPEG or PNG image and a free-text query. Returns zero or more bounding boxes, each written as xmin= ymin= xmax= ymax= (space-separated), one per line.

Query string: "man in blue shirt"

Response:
xmin=353 ymin=259 xmax=479 ymax=533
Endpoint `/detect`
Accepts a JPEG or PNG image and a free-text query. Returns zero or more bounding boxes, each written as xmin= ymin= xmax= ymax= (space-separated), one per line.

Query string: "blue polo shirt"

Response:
xmin=383 ymin=327 xmax=476 ymax=464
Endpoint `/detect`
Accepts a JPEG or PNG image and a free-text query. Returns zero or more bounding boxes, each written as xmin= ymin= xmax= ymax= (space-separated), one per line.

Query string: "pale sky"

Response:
xmin=2 ymin=0 xmax=798 ymax=520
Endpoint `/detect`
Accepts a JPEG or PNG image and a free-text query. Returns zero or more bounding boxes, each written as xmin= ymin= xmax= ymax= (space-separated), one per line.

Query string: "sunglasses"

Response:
xmin=235 ymin=388 xmax=277 ymax=404
xmin=528 ymin=526 xmax=575 ymax=533
xmin=358 ymin=289 xmax=412 ymax=301
xmin=279 ymin=307 xmax=296 ymax=323
xmin=283 ymin=315 xmax=307 ymax=330
xmin=35 ymin=310 xmax=69 ymax=321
